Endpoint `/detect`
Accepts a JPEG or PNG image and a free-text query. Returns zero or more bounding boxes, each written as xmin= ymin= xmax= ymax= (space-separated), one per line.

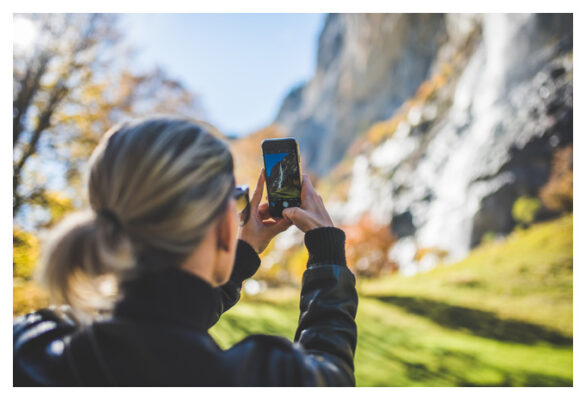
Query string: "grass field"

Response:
xmin=271 ymin=186 xmax=301 ymax=199
xmin=210 ymin=214 xmax=573 ymax=386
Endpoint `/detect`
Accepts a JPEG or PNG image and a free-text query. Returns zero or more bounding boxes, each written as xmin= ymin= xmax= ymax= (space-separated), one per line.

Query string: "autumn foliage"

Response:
xmin=343 ymin=214 xmax=398 ymax=278
xmin=540 ymin=145 xmax=573 ymax=213
xmin=13 ymin=14 xmax=204 ymax=314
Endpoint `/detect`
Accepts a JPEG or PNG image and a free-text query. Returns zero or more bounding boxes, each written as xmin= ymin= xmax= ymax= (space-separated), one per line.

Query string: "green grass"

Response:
xmin=272 ymin=186 xmax=300 ymax=199
xmin=210 ymin=214 xmax=573 ymax=386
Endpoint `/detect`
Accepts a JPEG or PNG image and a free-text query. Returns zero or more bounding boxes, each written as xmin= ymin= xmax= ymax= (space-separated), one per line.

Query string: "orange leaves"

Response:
xmin=540 ymin=145 xmax=573 ymax=213
xmin=343 ymin=213 xmax=398 ymax=278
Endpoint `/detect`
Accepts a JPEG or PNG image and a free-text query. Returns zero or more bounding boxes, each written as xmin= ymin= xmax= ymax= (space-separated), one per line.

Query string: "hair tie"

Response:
xmin=98 ymin=209 xmax=123 ymax=230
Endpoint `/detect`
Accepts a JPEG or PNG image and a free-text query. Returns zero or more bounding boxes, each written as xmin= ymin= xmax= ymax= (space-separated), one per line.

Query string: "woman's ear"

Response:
xmin=216 ymin=201 xmax=236 ymax=252
xmin=211 ymin=200 xmax=239 ymax=286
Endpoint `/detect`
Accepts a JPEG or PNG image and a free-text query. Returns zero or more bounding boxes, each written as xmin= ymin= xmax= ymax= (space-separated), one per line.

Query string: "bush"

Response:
xmin=13 ymin=280 xmax=49 ymax=317
xmin=344 ymin=214 xmax=398 ymax=278
xmin=512 ymin=197 xmax=541 ymax=227
xmin=13 ymin=227 xmax=50 ymax=316
xmin=13 ymin=228 xmax=40 ymax=280
xmin=540 ymin=145 xmax=573 ymax=213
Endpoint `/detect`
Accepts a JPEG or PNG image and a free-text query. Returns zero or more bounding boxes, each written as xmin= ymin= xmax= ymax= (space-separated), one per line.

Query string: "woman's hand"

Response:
xmin=282 ymin=174 xmax=335 ymax=232
xmin=239 ymin=169 xmax=292 ymax=253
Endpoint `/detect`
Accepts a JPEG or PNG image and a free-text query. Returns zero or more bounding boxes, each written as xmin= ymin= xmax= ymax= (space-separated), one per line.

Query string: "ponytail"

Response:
xmin=37 ymin=210 xmax=135 ymax=323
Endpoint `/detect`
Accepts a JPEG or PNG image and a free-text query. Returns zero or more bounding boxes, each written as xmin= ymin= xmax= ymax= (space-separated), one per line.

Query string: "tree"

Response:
xmin=539 ymin=145 xmax=573 ymax=213
xmin=13 ymin=13 xmax=204 ymax=230
xmin=344 ymin=214 xmax=398 ymax=278
xmin=13 ymin=14 xmax=205 ymax=318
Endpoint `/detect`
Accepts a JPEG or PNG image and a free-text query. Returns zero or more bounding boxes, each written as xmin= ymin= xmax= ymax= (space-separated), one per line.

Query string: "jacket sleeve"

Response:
xmin=13 ymin=308 xmax=78 ymax=386
xmin=293 ymin=227 xmax=358 ymax=385
xmin=208 ymin=239 xmax=261 ymax=328
xmin=221 ymin=227 xmax=358 ymax=386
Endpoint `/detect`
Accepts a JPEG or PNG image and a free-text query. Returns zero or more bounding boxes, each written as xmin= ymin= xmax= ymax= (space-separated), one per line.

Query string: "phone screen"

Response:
xmin=262 ymin=140 xmax=301 ymax=218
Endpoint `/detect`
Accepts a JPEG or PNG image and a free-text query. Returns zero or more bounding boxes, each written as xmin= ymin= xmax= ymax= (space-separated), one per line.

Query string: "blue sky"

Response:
xmin=264 ymin=152 xmax=289 ymax=176
xmin=122 ymin=14 xmax=325 ymax=137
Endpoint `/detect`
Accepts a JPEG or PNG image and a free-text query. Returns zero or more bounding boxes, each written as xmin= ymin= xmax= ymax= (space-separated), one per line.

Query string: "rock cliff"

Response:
xmin=276 ymin=13 xmax=449 ymax=173
xmin=273 ymin=13 xmax=573 ymax=274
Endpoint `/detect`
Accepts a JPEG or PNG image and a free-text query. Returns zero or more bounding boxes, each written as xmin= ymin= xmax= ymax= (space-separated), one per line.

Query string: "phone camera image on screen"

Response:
xmin=264 ymin=152 xmax=301 ymax=200
xmin=262 ymin=138 xmax=302 ymax=218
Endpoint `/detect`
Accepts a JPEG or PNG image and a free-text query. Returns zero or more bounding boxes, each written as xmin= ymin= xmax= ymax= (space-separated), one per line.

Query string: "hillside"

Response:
xmin=209 ymin=214 xmax=573 ymax=386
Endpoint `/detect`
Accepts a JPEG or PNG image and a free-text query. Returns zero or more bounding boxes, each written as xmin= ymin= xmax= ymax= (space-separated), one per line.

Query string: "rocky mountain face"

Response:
xmin=273 ymin=13 xmax=573 ymax=274
xmin=276 ymin=14 xmax=449 ymax=174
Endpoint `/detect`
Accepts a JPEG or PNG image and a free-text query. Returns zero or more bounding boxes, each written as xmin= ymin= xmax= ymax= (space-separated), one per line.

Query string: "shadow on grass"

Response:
xmin=214 ymin=299 xmax=572 ymax=386
xmin=406 ymin=363 xmax=572 ymax=386
xmin=394 ymin=357 xmax=572 ymax=387
xmin=355 ymin=310 xmax=572 ymax=386
xmin=356 ymin=316 xmax=573 ymax=386
xmin=371 ymin=295 xmax=572 ymax=346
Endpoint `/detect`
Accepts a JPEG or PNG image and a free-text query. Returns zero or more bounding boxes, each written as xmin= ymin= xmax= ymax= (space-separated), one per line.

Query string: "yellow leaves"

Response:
xmin=117 ymin=70 xmax=138 ymax=106
xmin=512 ymin=197 xmax=541 ymax=227
xmin=287 ymin=246 xmax=310 ymax=281
xmin=12 ymin=217 xmax=51 ymax=317
xmin=365 ymin=114 xmax=404 ymax=144
xmin=414 ymin=247 xmax=449 ymax=262
xmin=28 ymin=190 xmax=76 ymax=228
xmin=254 ymin=241 xmax=308 ymax=286
xmin=80 ymin=82 xmax=108 ymax=106
xmin=13 ymin=227 xmax=40 ymax=280
xmin=13 ymin=280 xmax=49 ymax=317
xmin=46 ymin=191 xmax=75 ymax=225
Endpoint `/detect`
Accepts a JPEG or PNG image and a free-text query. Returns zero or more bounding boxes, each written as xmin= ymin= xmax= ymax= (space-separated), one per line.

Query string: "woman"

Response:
xmin=13 ymin=118 xmax=358 ymax=386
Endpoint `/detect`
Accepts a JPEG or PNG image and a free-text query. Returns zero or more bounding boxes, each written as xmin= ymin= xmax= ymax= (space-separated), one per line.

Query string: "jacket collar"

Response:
xmin=113 ymin=267 xmax=220 ymax=332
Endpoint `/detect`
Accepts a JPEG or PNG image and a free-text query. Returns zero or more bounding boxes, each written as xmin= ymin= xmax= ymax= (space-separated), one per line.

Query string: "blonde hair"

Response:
xmin=37 ymin=117 xmax=234 ymax=322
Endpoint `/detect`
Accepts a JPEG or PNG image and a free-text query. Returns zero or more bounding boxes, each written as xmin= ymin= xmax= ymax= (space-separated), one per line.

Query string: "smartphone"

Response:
xmin=261 ymin=138 xmax=302 ymax=218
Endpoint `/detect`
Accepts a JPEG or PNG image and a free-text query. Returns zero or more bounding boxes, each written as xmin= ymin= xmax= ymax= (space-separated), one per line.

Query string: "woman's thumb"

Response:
xmin=270 ymin=216 xmax=292 ymax=234
xmin=282 ymin=207 xmax=305 ymax=224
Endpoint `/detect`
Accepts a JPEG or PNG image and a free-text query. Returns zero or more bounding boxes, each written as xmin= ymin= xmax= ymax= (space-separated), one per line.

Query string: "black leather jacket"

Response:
xmin=13 ymin=227 xmax=358 ymax=386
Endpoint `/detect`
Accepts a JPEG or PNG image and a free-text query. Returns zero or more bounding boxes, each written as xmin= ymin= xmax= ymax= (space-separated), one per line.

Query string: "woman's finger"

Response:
xmin=300 ymin=174 xmax=310 ymax=202
xmin=268 ymin=217 xmax=292 ymax=233
xmin=250 ymin=169 xmax=265 ymax=209
xmin=282 ymin=207 xmax=308 ymax=225
xmin=301 ymin=173 xmax=318 ymax=202
xmin=304 ymin=174 xmax=318 ymax=193
xmin=258 ymin=202 xmax=271 ymax=220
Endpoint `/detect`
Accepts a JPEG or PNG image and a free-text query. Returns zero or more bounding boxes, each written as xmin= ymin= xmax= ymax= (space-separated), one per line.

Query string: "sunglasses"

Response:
xmin=233 ymin=185 xmax=250 ymax=227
